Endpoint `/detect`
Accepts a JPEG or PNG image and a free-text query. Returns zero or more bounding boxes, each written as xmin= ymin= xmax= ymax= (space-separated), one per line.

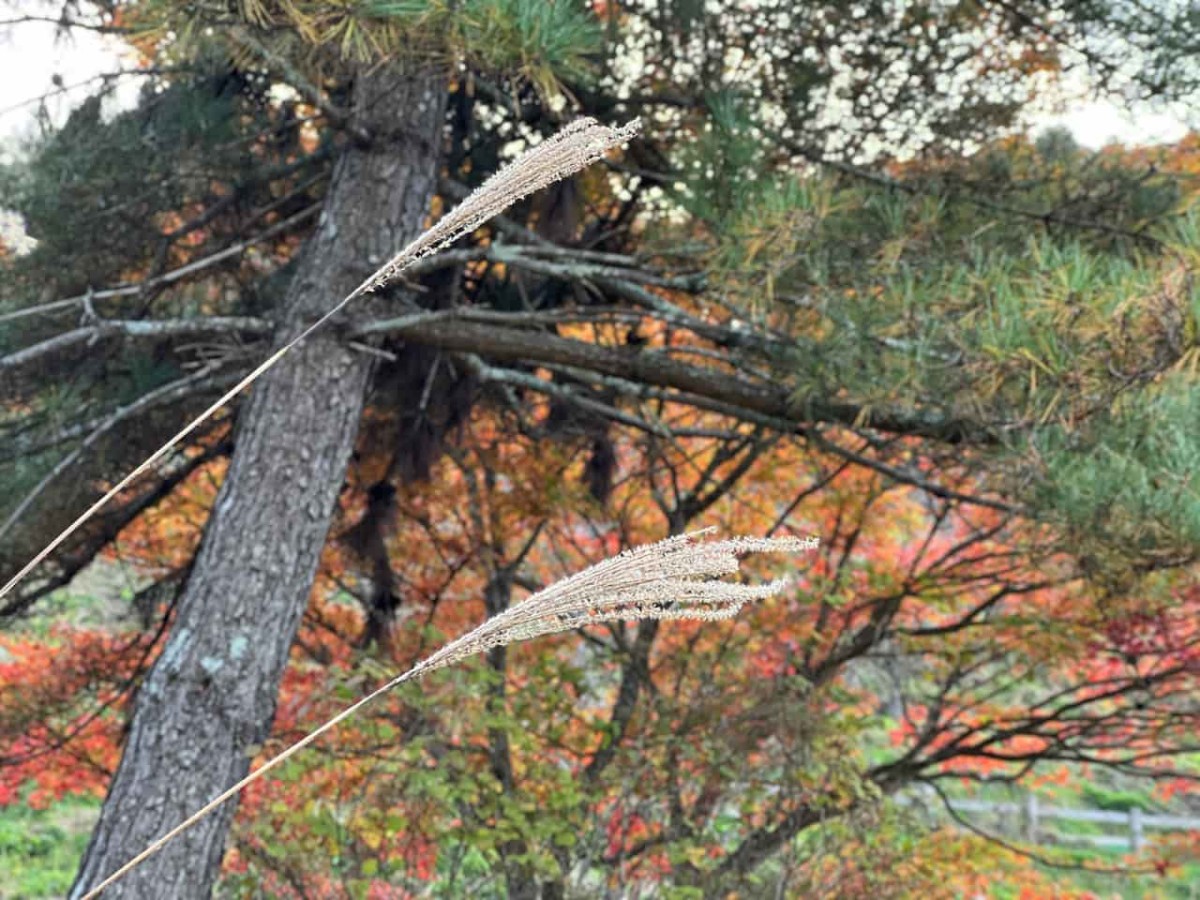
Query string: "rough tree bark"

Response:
xmin=72 ymin=62 xmax=447 ymax=898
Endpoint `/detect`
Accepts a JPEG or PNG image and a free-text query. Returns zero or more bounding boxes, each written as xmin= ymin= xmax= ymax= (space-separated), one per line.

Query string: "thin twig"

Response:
xmin=0 ymin=204 xmax=321 ymax=325
xmin=0 ymin=367 xmax=241 ymax=544
xmin=0 ymin=317 xmax=271 ymax=377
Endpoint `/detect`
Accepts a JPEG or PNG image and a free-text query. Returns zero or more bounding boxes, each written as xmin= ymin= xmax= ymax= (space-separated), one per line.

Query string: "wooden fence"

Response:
xmin=936 ymin=793 xmax=1200 ymax=852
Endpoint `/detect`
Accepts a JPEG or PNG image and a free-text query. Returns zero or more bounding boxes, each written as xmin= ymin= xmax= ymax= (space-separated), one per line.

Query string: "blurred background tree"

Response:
xmin=0 ymin=0 xmax=1198 ymax=897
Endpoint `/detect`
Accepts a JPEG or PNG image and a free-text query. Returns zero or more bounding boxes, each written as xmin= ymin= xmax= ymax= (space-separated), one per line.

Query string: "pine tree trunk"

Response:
xmin=72 ymin=63 xmax=447 ymax=899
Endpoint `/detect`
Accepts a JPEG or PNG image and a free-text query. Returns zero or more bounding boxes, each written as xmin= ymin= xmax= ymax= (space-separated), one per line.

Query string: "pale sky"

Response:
xmin=1029 ymin=101 xmax=1191 ymax=148
xmin=0 ymin=13 xmax=139 ymax=147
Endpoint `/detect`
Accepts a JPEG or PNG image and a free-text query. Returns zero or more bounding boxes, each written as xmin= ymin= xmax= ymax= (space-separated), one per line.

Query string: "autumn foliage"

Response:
xmin=2 ymin=0 xmax=1200 ymax=891
xmin=4 ymin=366 xmax=1198 ymax=894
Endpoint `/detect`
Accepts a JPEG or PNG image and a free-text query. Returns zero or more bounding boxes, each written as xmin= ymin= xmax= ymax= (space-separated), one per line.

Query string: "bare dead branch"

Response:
xmin=358 ymin=316 xmax=1002 ymax=445
xmin=0 ymin=318 xmax=271 ymax=380
xmin=0 ymin=367 xmax=243 ymax=545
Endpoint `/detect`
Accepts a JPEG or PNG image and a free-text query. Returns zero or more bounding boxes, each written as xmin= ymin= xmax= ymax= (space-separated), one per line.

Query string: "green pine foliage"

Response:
xmin=1033 ymin=378 xmax=1200 ymax=570
xmin=3 ymin=69 xmax=272 ymax=300
xmin=679 ymin=124 xmax=1200 ymax=577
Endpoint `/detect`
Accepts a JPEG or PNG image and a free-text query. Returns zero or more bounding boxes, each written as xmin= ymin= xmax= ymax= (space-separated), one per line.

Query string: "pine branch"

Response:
xmin=0 ymin=318 xmax=271 ymax=380
xmin=355 ymin=316 xmax=1002 ymax=444
xmin=0 ymin=437 xmax=232 ymax=619
xmin=0 ymin=367 xmax=242 ymax=546
xmin=0 ymin=204 xmax=321 ymax=326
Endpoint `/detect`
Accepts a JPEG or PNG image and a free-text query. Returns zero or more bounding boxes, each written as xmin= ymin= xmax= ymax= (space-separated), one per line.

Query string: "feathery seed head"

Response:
xmin=361 ymin=117 xmax=642 ymax=294
xmin=413 ymin=529 xmax=816 ymax=675
xmin=74 ymin=527 xmax=811 ymax=898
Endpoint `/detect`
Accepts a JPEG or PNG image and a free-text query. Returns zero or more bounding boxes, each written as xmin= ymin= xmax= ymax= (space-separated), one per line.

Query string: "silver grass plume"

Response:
xmin=80 ymin=528 xmax=812 ymax=898
xmin=0 ymin=117 xmax=642 ymax=606
xmin=410 ymin=528 xmax=808 ymax=676
xmin=358 ymin=117 xmax=643 ymax=294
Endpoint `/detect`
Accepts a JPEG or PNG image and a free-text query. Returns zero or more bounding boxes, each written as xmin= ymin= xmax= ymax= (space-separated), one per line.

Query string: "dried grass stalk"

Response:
xmin=361 ymin=117 xmax=642 ymax=292
xmin=0 ymin=117 xmax=641 ymax=605
xmin=80 ymin=528 xmax=812 ymax=898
